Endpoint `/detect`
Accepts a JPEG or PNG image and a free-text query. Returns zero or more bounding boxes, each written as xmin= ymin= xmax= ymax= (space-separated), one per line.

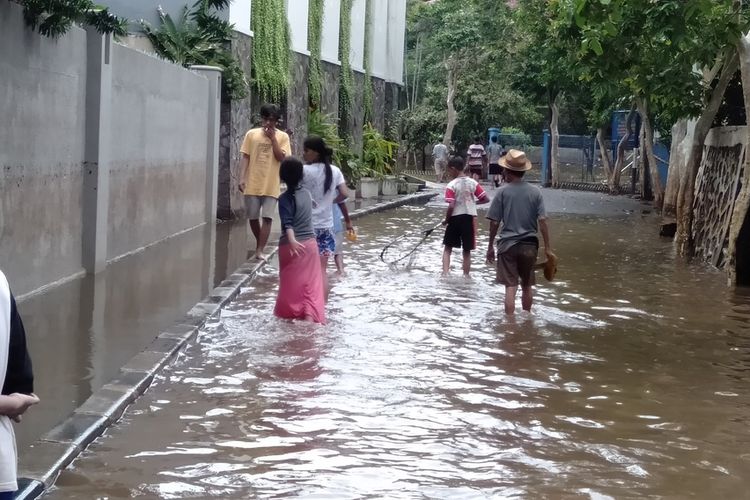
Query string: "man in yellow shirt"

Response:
xmin=238 ymin=104 xmax=291 ymax=260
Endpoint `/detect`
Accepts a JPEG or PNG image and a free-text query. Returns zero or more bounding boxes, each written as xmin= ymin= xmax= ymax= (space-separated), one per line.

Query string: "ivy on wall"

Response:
xmin=308 ymin=0 xmax=324 ymax=108
xmin=252 ymin=0 xmax=291 ymax=102
xmin=363 ymin=0 xmax=374 ymax=123
xmin=339 ymin=0 xmax=355 ymax=120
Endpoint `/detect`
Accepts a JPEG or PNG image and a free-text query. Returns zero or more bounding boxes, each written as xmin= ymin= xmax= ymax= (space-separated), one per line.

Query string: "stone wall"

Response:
xmin=321 ymin=61 xmax=341 ymax=121
xmin=372 ymin=77 xmax=387 ymax=133
xmin=286 ymin=52 xmax=310 ymax=157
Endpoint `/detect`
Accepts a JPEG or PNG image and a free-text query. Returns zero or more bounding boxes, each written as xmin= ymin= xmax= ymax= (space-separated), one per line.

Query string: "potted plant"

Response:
xmin=361 ymin=123 xmax=399 ymax=197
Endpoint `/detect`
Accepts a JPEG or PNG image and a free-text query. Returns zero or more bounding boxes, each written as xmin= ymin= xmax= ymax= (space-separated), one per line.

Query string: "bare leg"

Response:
xmin=504 ymin=285 xmax=518 ymax=314
xmin=320 ymin=255 xmax=330 ymax=302
xmin=462 ymin=250 xmax=471 ymax=276
xmin=256 ymin=217 xmax=273 ymax=257
xmin=334 ymin=254 xmax=344 ymax=276
xmin=521 ymin=286 xmax=533 ymax=312
xmin=442 ymin=246 xmax=452 ymax=275
xmin=249 ymin=219 xmax=261 ymax=241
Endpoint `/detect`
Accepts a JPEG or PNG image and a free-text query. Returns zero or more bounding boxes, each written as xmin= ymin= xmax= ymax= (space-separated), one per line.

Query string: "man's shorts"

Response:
xmin=245 ymin=195 xmax=277 ymax=220
xmin=497 ymin=241 xmax=538 ymax=287
xmin=315 ymin=228 xmax=336 ymax=256
xmin=434 ymin=159 xmax=447 ymax=177
xmin=489 ymin=163 xmax=502 ymax=175
xmin=443 ymin=214 xmax=475 ymax=251
xmin=468 ymin=166 xmax=483 ymax=177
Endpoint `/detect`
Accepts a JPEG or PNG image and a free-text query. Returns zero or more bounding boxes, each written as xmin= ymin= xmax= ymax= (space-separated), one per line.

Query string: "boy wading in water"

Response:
xmin=485 ymin=149 xmax=553 ymax=314
xmin=442 ymin=156 xmax=489 ymax=276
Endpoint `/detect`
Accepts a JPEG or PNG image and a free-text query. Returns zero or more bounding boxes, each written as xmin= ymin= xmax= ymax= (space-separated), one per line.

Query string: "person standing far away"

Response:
xmin=442 ymin=156 xmax=490 ymax=277
xmin=485 ymin=149 xmax=553 ymax=315
xmin=273 ymin=158 xmax=326 ymax=324
xmin=0 ymin=270 xmax=39 ymax=500
xmin=466 ymin=136 xmax=487 ymax=182
xmin=487 ymin=136 xmax=504 ymax=188
xmin=238 ymin=103 xmax=291 ymax=261
xmin=431 ymin=140 xmax=449 ymax=183
xmin=300 ymin=136 xmax=351 ymax=302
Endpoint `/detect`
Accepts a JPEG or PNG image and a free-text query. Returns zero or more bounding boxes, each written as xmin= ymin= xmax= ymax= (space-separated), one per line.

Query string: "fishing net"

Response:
xmin=380 ymin=222 xmax=443 ymax=270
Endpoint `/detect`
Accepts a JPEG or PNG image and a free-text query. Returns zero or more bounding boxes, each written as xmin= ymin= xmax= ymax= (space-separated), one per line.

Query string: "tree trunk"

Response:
xmin=727 ymin=35 xmax=750 ymax=284
xmin=675 ymin=51 xmax=739 ymax=255
xmin=596 ymin=126 xmax=613 ymax=181
xmin=610 ymin=103 xmax=636 ymax=193
xmin=550 ymin=93 xmax=561 ymax=188
xmin=637 ymin=97 xmax=662 ymax=206
xmin=442 ymin=63 xmax=458 ymax=147
xmin=663 ymin=119 xmax=690 ymax=217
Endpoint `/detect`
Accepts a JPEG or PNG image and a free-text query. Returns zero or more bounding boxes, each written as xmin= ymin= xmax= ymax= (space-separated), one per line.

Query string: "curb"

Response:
xmin=14 ymin=190 xmax=438 ymax=500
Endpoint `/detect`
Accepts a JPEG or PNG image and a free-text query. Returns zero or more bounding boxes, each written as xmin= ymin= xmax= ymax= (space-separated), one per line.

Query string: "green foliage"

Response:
xmin=308 ymin=0 xmax=324 ymax=108
xmin=339 ymin=0 xmax=355 ymax=121
xmin=142 ymin=0 xmax=248 ymax=100
xmin=362 ymin=123 xmax=398 ymax=179
xmin=499 ymin=127 xmax=532 ymax=147
xmin=21 ymin=0 xmax=127 ymax=38
xmin=252 ymin=0 xmax=291 ymax=102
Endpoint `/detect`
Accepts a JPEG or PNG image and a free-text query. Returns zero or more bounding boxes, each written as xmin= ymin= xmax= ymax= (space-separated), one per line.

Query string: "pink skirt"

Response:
xmin=274 ymin=238 xmax=326 ymax=324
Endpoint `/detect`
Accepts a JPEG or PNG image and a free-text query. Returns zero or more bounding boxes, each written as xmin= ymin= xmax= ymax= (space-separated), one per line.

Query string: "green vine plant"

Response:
xmin=252 ymin=0 xmax=291 ymax=102
xmin=308 ymin=0 xmax=324 ymax=109
xmin=21 ymin=0 xmax=127 ymax=38
xmin=339 ymin=0 xmax=355 ymax=121
xmin=363 ymin=0 xmax=374 ymax=123
xmin=142 ymin=0 xmax=248 ymax=100
xmin=362 ymin=123 xmax=398 ymax=180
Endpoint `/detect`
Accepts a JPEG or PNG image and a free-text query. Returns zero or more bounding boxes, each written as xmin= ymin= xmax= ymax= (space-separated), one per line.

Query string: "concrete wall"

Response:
xmin=0 ymin=1 xmax=87 ymax=295
xmin=321 ymin=61 xmax=341 ymax=120
xmin=0 ymin=1 xmax=216 ymax=296
xmin=107 ymin=44 xmax=209 ymax=259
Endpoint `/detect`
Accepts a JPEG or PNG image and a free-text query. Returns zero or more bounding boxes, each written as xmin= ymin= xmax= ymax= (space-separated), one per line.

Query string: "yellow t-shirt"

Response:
xmin=240 ymin=127 xmax=290 ymax=198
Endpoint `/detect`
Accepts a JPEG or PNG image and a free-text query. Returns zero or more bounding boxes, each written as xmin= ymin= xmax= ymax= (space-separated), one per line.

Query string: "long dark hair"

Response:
xmin=280 ymin=157 xmax=304 ymax=191
xmin=303 ymin=135 xmax=334 ymax=193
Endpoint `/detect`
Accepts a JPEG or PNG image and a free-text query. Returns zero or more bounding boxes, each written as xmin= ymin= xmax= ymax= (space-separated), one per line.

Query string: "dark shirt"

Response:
xmin=2 ymin=294 xmax=34 ymax=395
xmin=278 ymin=187 xmax=315 ymax=245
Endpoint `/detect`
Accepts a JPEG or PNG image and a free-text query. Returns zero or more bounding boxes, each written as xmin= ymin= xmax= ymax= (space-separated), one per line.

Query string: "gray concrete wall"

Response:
xmin=0 ymin=1 xmax=215 ymax=295
xmin=371 ymin=77 xmax=386 ymax=133
xmin=286 ymin=52 xmax=310 ymax=157
xmin=321 ymin=61 xmax=341 ymax=120
xmin=107 ymin=44 xmax=210 ymax=260
xmin=0 ymin=2 xmax=86 ymax=296
xmin=99 ymin=0 xmax=229 ymax=32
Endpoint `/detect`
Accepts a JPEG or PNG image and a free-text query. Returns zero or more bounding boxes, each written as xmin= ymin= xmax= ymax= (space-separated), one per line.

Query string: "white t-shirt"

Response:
xmin=445 ymin=176 xmax=487 ymax=217
xmin=302 ymin=163 xmax=346 ymax=230
xmin=0 ymin=270 xmax=17 ymax=493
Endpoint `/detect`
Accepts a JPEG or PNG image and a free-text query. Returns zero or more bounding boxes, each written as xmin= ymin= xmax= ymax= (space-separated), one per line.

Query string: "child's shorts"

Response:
xmin=443 ymin=214 xmax=476 ymax=251
xmin=315 ymin=228 xmax=336 ymax=256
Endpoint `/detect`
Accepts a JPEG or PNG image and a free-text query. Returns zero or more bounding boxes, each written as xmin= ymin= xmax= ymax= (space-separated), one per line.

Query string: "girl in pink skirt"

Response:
xmin=274 ymin=157 xmax=326 ymax=324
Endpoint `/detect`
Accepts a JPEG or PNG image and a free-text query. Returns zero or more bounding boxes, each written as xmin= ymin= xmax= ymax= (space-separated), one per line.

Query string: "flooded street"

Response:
xmin=47 ymin=201 xmax=750 ymax=498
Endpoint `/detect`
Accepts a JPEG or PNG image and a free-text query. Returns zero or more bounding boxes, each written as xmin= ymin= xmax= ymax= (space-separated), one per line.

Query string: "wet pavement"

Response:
xmin=42 ymin=190 xmax=750 ymax=498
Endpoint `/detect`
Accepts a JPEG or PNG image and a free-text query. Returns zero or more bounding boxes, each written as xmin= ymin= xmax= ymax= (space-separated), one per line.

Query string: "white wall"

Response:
xmin=229 ymin=0 xmax=252 ymax=36
xmin=349 ymin=0 xmax=366 ymax=72
xmin=286 ymin=0 xmax=310 ymax=54
xmin=320 ymin=0 xmax=341 ymax=63
xmin=369 ymin=0 xmax=389 ymax=80
xmin=386 ymin=0 xmax=405 ymax=84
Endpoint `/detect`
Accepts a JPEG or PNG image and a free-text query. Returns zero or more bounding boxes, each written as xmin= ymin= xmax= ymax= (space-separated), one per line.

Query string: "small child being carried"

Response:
xmin=442 ymin=155 xmax=490 ymax=276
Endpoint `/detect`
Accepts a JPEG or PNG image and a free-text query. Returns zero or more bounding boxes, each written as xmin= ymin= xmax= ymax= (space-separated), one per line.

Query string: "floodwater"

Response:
xmin=47 ymin=200 xmax=750 ymax=498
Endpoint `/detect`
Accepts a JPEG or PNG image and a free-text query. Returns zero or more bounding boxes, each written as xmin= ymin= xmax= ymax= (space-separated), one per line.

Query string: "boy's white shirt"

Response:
xmin=0 ymin=270 xmax=17 ymax=492
xmin=446 ymin=176 xmax=480 ymax=216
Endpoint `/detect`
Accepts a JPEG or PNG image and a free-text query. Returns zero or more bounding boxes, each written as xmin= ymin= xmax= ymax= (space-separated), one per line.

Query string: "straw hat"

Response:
xmin=543 ymin=252 xmax=558 ymax=281
xmin=499 ymin=149 xmax=532 ymax=172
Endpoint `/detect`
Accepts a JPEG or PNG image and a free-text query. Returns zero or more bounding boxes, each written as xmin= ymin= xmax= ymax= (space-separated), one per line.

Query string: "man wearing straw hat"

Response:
xmin=486 ymin=149 xmax=554 ymax=314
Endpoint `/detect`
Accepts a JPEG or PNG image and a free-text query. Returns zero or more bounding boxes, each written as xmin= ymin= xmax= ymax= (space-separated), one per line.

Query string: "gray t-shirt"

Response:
xmin=278 ymin=187 xmax=315 ymax=245
xmin=486 ymin=181 xmax=547 ymax=254
xmin=487 ymin=143 xmax=503 ymax=164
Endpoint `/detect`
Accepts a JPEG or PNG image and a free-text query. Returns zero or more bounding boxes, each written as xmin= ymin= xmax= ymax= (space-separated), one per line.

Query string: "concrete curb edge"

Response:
xmin=15 ymin=191 xmax=438 ymax=499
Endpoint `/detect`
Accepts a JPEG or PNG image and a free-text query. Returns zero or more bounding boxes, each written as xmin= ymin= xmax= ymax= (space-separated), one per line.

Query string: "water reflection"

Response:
xmin=47 ymin=206 xmax=750 ymax=498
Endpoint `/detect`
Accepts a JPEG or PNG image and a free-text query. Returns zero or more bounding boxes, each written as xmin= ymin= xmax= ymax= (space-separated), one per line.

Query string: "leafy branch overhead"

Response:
xmin=141 ymin=0 xmax=248 ymax=100
xmin=21 ymin=0 xmax=127 ymax=37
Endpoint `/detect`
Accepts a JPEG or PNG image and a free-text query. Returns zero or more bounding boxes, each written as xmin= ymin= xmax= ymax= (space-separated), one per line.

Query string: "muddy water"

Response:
xmin=48 ymin=204 xmax=750 ymax=498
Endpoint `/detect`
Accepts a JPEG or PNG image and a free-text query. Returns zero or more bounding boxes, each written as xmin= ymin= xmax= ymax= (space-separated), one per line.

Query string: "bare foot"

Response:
xmin=255 ymin=250 xmax=267 ymax=261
